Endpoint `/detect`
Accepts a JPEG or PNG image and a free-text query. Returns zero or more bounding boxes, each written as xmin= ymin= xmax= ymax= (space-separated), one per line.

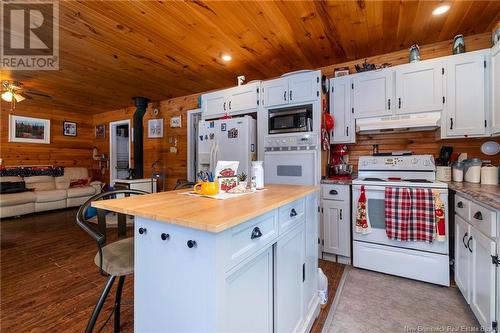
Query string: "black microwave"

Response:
xmin=268 ymin=104 xmax=313 ymax=134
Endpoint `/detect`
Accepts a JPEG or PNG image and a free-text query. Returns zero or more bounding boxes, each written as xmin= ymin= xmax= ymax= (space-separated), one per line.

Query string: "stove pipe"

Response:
xmin=132 ymin=96 xmax=149 ymax=179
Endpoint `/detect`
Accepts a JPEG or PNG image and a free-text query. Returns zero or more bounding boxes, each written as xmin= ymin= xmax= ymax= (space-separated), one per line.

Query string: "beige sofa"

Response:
xmin=0 ymin=167 xmax=102 ymax=219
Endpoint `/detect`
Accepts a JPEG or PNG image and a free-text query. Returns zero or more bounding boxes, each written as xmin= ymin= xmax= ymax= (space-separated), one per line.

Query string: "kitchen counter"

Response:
xmin=446 ymin=181 xmax=500 ymax=210
xmin=92 ymin=184 xmax=319 ymax=232
xmin=321 ymin=177 xmax=354 ymax=185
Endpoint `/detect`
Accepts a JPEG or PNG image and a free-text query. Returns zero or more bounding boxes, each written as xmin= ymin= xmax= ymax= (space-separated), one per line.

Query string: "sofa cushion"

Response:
xmin=35 ymin=189 xmax=67 ymax=203
xmin=66 ymin=186 xmax=96 ymax=198
xmin=0 ymin=176 xmax=23 ymax=182
xmin=56 ymin=167 xmax=90 ymax=190
xmin=0 ymin=191 xmax=36 ymax=206
xmin=24 ymin=176 xmax=56 ymax=191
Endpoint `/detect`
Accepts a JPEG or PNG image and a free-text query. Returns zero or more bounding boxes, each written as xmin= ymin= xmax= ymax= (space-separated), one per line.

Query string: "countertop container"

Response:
xmin=436 ymin=166 xmax=451 ymax=182
xmin=480 ymin=165 xmax=498 ymax=185
xmin=463 ymin=158 xmax=482 ymax=183
xmin=452 ymin=162 xmax=464 ymax=182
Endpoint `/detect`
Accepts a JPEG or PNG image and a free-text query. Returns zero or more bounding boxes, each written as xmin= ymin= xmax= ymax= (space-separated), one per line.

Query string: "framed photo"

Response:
xmin=63 ymin=121 xmax=77 ymax=137
xmin=8 ymin=115 xmax=50 ymax=144
xmin=95 ymin=124 xmax=105 ymax=139
xmin=148 ymin=118 xmax=163 ymax=138
xmin=334 ymin=66 xmax=350 ymax=77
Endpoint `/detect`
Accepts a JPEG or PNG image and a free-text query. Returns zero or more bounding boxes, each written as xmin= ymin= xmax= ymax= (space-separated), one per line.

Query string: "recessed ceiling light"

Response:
xmin=432 ymin=5 xmax=450 ymax=16
xmin=221 ymin=54 xmax=232 ymax=62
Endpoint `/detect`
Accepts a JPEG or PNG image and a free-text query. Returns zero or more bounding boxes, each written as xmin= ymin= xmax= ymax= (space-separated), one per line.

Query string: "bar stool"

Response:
xmin=76 ymin=189 xmax=147 ymax=333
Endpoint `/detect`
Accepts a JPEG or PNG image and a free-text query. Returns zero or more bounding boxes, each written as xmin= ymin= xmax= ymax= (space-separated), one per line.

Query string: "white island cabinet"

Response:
xmin=93 ymin=185 xmax=320 ymax=333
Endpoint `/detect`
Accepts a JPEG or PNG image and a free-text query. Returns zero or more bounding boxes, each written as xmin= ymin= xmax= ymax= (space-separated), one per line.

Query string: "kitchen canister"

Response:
xmin=436 ymin=166 xmax=451 ymax=182
xmin=480 ymin=165 xmax=498 ymax=185
xmin=463 ymin=158 xmax=482 ymax=183
xmin=452 ymin=162 xmax=464 ymax=182
xmin=251 ymin=161 xmax=264 ymax=190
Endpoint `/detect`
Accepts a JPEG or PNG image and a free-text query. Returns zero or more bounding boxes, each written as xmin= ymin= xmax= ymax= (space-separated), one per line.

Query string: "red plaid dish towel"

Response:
xmin=385 ymin=187 xmax=412 ymax=241
xmin=409 ymin=188 xmax=435 ymax=243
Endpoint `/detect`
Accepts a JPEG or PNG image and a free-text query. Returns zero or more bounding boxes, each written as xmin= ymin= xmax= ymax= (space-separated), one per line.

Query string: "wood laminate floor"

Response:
xmin=1 ymin=208 xmax=345 ymax=332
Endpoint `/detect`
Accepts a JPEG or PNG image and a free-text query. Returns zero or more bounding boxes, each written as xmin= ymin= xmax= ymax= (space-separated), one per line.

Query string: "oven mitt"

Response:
xmin=355 ymin=185 xmax=371 ymax=234
xmin=433 ymin=190 xmax=446 ymax=242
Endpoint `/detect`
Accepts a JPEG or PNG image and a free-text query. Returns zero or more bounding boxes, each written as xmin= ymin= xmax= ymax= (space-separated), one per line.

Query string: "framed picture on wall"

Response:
xmin=148 ymin=118 xmax=163 ymax=138
xmin=63 ymin=121 xmax=77 ymax=137
xmin=8 ymin=115 xmax=50 ymax=144
xmin=95 ymin=124 xmax=105 ymax=139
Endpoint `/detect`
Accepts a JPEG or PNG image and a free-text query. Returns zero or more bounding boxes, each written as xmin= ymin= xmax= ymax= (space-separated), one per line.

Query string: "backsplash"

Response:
xmin=322 ymin=130 xmax=500 ymax=176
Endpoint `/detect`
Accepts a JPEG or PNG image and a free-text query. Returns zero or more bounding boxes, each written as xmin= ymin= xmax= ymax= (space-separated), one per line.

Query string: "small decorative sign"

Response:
xmin=148 ymin=118 xmax=164 ymax=138
xmin=170 ymin=115 xmax=182 ymax=128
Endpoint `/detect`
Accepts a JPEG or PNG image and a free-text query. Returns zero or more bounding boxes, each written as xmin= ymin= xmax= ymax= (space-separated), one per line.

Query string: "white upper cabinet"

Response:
xmin=262 ymin=77 xmax=289 ymax=108
xmin=395 ymin=59 xmax=444 ymax=114
xmin=201 ymin=81 xmax=260 ymax=119
xmin=352 ymin=68 xmax=394 ymax=118
xmin=442 ymin=50 xmax=488 ymax=138
xmin=263 ymin=71 xmax=320 ymax=108
xmin=491 ymin=43 xmax=500 ymax=136
xmin=330 ymin=76 xmax=355 ymax=143
xmin=202 ymin=90 xmax=227 ymax=119
xmin=288 ymin=71 xmax=320 ymax=104
xmin=228 ymin=82 xmax=260 ymax=113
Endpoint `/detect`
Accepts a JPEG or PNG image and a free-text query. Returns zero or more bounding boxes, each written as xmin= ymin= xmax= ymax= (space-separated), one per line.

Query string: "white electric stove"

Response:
xmin=352 ymin=155 xmax=450 ymax=286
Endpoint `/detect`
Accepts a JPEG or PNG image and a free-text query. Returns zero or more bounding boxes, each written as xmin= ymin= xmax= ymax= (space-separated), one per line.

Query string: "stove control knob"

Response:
xmin=423 ymin=159 xmax=430 ymax=166
xmin=412 ymin=158 xmax=418 ymax=164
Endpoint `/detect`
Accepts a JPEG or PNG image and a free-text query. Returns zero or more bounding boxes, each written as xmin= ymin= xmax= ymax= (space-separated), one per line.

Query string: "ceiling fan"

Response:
xmin=1 ymin=80 xmax=52 ymax=111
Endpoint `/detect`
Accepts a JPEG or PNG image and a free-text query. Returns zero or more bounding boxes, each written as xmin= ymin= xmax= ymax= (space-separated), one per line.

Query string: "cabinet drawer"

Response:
xmin=469 ymin=202 xmax=497 ymax=238
xmin=227 ymin=211 xmax=278 ymax=270
xmin=454 ymin=195 xmax=470 ymax=220
xmin=321 ymin=184 xmax=349 ymax=201
xmin=278 ymin=198 xmax=305 ymax=234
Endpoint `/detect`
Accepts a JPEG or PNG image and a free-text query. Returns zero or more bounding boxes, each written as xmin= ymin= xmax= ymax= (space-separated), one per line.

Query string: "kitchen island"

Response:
xmin=93 ymin=184 xmax=320 ymax=333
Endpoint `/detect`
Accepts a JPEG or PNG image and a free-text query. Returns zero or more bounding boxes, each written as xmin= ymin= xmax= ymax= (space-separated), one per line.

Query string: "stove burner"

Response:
xmin=362 ymin=178 xmax=384 ymax=181
xmin=359 ymin=178 xmax=434 ymax=183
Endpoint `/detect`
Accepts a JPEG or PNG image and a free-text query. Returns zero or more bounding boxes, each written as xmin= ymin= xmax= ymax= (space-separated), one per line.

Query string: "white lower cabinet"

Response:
xmin=454 ymin=194 xmax=498 ymax=331
xmin=454 ymin=215 xmax=471 ymax=303
xmin=470 ymin=228 xmax=497 ymax=330
xmin=275 ymin=222 xmax=305 ymax=333
xmin=225 ymin=248 xmax=273 ymax=333
xmin=321 ymin=184 xmax=351 ymax=258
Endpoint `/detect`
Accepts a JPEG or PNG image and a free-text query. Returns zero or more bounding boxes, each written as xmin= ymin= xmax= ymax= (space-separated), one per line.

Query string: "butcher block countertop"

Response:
xmin=92 ymin=184 xmax=319 ymax=233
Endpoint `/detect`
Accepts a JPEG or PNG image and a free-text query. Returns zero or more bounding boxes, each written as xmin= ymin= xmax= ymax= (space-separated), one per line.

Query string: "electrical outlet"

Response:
xmin=170 ymin=147 xmax=178 ymax=154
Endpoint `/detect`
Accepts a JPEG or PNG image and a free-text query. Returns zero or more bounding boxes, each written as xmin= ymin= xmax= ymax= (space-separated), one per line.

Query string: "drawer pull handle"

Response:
xmin=462 ymin=232 xmax=468 ymax=248
xmin=290 ymin=208 xmax=297 ymax=217
xmin=161 ymin=233 xmax=170 ymax=241
xmin=251 ymin=227 xmax=263 ymax=239
xmin=339 ymin=209 xmax=343 ymax=220
xmin=473 ymin=211 xmax=483 ymax=220
xmin=467 ymin=236 xmax=472 ymax=253
xmin=138 ymin=227 xmax=147 ymax=235
xmin=187 ymin=240 xmax=197 ymax=248
xmin=457 ymin=201 xmax=464 ymax=208
xmin=329 ymin=190 xmax=338 ymax=195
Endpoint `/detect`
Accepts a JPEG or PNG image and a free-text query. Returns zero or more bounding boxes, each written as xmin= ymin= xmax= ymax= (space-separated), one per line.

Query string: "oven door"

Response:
xmin=264 ymin=150 xmax=317 ymax=185
xmin=352 ymin=184 xmax=449 ymax=254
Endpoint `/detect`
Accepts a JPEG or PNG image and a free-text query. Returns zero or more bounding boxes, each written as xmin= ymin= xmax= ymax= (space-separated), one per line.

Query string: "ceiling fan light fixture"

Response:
xmin=432 ymin=5 xmax=450 ymax=16
xmin=1 ymin=91 xmax=13 ymax=102
xmin=14 ymin=93 xmax=25 ymax=102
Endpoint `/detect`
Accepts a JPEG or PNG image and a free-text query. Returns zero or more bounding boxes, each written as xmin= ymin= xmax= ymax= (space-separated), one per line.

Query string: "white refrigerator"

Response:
xmin=197 ymin=116 xmax=257 ymax=179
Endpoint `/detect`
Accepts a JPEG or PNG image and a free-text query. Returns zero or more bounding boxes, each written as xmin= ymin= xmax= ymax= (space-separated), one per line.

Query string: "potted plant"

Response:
xmin=238 ymin=172 xmax=248 ymax=189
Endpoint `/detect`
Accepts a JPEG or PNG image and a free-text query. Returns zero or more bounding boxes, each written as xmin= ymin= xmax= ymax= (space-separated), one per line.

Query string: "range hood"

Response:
xmin=356 ymin=112 xmax=441 ymax=134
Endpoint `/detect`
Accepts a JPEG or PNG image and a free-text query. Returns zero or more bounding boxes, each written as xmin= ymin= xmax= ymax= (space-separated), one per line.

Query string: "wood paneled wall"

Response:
xmin=91 ymin=94 xmax=199 ymax=190
xmin=0 ymin=103 xmax=94 ymax=172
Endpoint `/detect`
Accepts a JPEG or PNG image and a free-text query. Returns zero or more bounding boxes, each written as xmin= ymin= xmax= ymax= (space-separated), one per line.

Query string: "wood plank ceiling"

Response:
xmin=2 ymin=0 xmax=499 ymax=114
